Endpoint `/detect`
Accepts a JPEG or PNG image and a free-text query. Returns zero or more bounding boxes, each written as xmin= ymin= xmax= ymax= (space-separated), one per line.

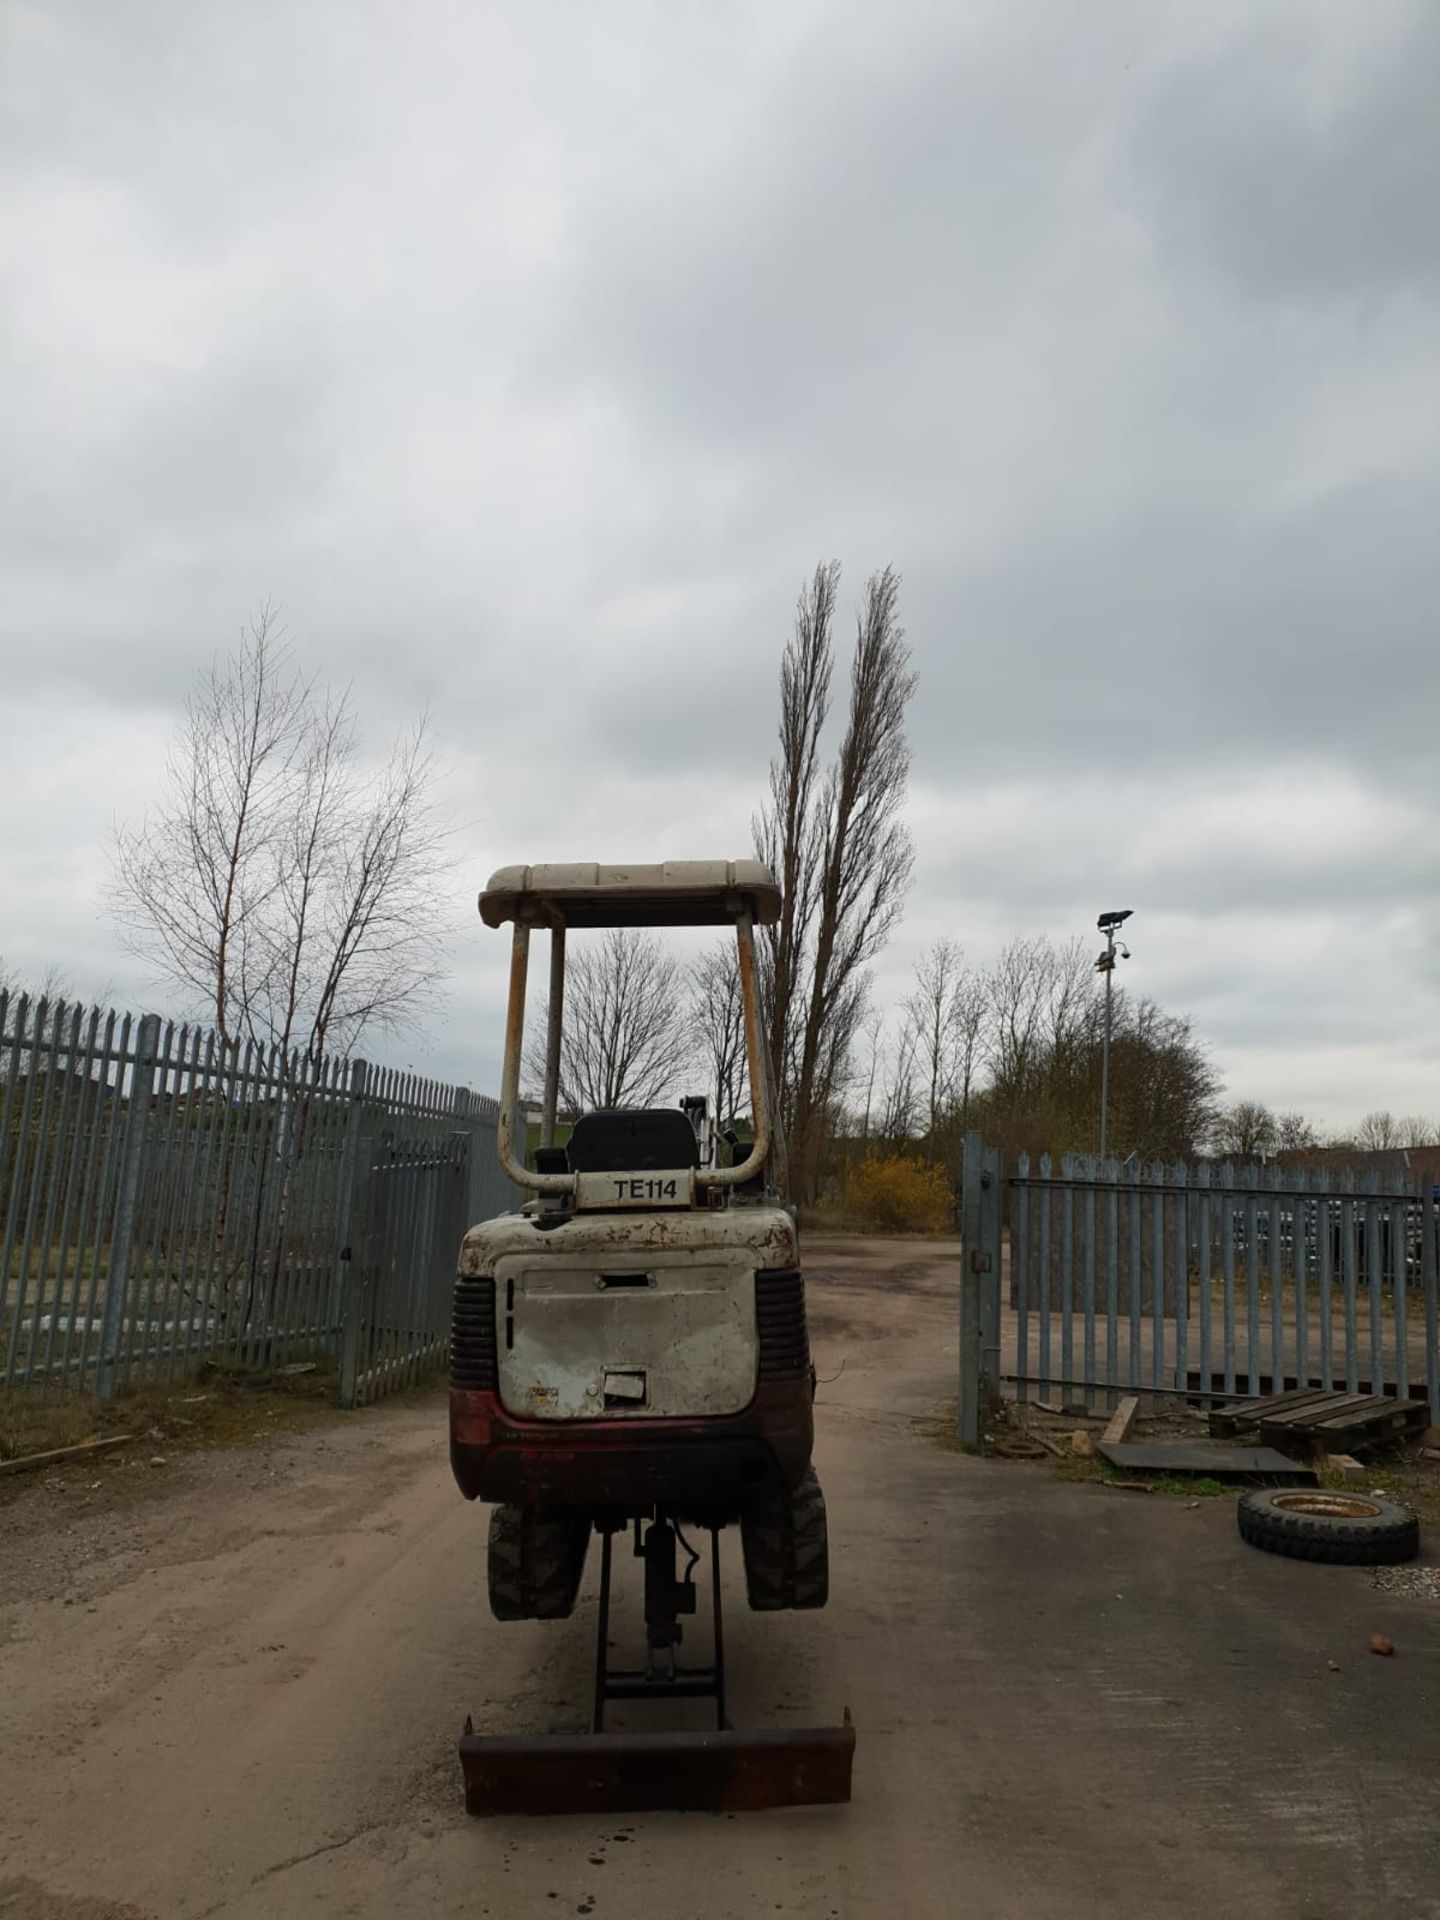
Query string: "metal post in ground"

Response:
xmin=336 ymin=1135 xmax=375 ymax=1410
xmin=979 ymin=1141 xmax=1004 ymax=1415
xmin=959 ymin=1130 xmax=985 ymax=1450
xmin=1099 ymin=954 xmax=1112 ymax=1161
xmin=97 ymin=1013 xmax=161 ymax=1404
xmin=333 ymin=1059 xmax=368 ymax=1407
xmin=454 ymin=1082 xmax=474 ymax=1221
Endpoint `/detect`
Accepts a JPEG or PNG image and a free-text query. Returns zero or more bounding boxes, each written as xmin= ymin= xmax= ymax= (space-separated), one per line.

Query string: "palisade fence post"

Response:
xmin=454 ymin=1084 xmax=482 ymax=1231
xmin=96 ymin=1013 xmax=161 ymax=1404
xmin=334 ymin=1059 xmax=369 ymax=1408
xmin=1423 ymin=1178 xmax=1439 ymax=1427
xmin=980 ymin=1141 xmax=1004 ymax=1413
xmin=959 ymin=1130 xmax=985 ymax=1451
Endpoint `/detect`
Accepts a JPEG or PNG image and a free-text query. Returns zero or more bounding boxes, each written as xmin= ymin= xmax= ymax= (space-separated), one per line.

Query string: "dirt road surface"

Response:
xmin=3 ymin=1236 xmax=1438 ymax=1920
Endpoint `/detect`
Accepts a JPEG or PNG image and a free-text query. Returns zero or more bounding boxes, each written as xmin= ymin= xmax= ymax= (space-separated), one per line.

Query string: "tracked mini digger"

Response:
xmin=451 ymin=861 xmax=854 ymax=1814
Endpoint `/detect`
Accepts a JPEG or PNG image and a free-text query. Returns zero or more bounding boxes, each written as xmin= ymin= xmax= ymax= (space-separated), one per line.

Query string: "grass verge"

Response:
xmin=918 ymin=1395 xmax=1439 ymax=1510
xmin=1052 ymin=1455 xmax=1229 ymax=1497
xmin=1315 ymin=1457 xmax=1440 ymax=1527
xmin=0 ymin=1359 xmax=366 ymax=1471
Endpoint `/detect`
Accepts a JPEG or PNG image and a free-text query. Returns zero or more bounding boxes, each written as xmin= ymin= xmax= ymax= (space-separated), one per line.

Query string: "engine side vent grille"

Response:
xmin=755 ymin=1267 xmax=810 ymax=1376
xmin=450 ymin=1278 xmax=498 ymax=1390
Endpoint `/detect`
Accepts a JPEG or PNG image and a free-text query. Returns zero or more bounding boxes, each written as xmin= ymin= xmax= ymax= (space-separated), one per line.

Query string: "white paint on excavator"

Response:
xmin=463 ymin=1205 xmax=797 ymax=1424
xmin=496 ymin=1251 xmax=758 ymax=1420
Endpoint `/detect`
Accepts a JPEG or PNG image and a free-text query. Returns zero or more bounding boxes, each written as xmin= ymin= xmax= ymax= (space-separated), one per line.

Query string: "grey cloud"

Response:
xmin=533 ymin=7 xmax=1163 ymax=441
xmin=925 ymin=821 xmax=1436 ymax=927
xmin=3 ymin=0 xmax=1439 ymax=1128
xmin=518 ymin=5 xmax=1440 ymax=798
xmin=904 ymin=466 xmax=1440 ymax=788
xmin=1121 ymin=9 xmax=1440 ymax=303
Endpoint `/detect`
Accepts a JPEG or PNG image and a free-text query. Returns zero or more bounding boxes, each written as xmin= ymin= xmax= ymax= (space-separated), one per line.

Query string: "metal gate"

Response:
xmin=339 ymin=1132 xmax=472 ymax=1407
xmin=0 ymin=984 xmax=524 ymax=1406
xmin=958 ymin=1132 xmax=1440 ymax=1443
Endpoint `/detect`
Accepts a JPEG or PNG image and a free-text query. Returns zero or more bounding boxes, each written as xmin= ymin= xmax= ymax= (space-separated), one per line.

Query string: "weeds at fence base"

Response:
xmin=1317 ymin=1458 xmax=1440 ymax=1527
xmin=915 ymin=1394 xmax=1440 ymax=1520
xmin=1053 ymin=1456 xmax=1229 ymax=1498
xmin=0 ymin=1356 xmax=343 ymax=1473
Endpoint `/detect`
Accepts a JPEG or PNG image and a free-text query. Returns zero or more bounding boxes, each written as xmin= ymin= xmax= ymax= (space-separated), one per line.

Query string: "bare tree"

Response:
xmin=1355 ymin=1110 xmax=1401 ymax=1151
xmin=110 ymin=608 xmax=448 ymax=1060
xmin=902 ymin=939 xmax=966 ymax=1151
xmin=856 ymin=1004 xmax=885 ymax=1144
xmin=983 ymin=936 xmax=1055 ymax=1099
xmin=1112 ymin=998 xmax=1219 ymax=1160
xmin=966 ymin=939 xmax=1216 ymax=1164
xmin=1043 ymin=937 xmax=1095 ymax=1068
xmin=691 ymin=939 xmax=748 ymax=1128
xmin=756 ymin=563 xmax=916 ymax=1202
xmin=526 ymin=929 xmax=693 ymax=1114
xmin=1273 ymin=1110 xmax=1320 ymax=1154
xmin=0 ymin=957 xmax=72 ymax=1007
xmin=1349 ymin=1111 xmax=1437 ymax=1150
xmin=951 ymin=965 xmax=987 ymax=1134
xmin=1211 ymin=1100 xmax=1279 ymax=1160
xmin=0 ymin=959 xmax=80 ymax=1088
xmin=877 ymin=1015 xmax=921 ymax=1146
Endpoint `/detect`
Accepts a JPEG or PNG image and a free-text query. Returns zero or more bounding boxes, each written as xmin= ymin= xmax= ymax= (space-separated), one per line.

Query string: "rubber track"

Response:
xmin=741 ymin=1467 xmax=830 ymax=1610
xmin=487 ymin=1505 xmax=589 ymax=1619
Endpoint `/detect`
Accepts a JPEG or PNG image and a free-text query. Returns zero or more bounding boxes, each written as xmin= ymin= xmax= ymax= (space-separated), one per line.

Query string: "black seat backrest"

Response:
xmin=566 ymin=1108 xmax=700 ymax=1174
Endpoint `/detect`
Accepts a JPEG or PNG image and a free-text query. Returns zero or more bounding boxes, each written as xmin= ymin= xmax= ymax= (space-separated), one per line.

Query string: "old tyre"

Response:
xmin=487 ymin=1504 xmax=591 ymax=1620
xmin=741 ymin=1466 xmax=830 ymax=1611
xmin=1236 ymin=1488 xmax=1419 ymax=1566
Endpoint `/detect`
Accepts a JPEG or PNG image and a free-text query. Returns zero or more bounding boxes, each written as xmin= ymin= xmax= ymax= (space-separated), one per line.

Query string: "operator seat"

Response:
xmin=564 ymin=1108 xmax=702 ymax=1174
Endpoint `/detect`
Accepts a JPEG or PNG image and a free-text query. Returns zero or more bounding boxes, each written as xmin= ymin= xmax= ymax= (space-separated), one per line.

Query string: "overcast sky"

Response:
xmin=3 ymin=0 xmax=1438 ymax=1129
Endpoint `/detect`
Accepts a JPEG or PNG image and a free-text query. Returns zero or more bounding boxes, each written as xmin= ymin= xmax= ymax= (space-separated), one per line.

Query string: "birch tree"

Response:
xmin=110 ymin=607 xmax=448 ymax=1060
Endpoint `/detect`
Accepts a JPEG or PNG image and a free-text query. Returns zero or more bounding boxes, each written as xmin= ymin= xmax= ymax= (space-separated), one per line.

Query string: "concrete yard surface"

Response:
xmin=1 ymin=1235 xmax=1437 ymax=1919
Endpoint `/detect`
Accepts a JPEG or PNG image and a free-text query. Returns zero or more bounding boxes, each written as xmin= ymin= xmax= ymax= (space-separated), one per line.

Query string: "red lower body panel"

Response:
xmin=449 ymin=1375 xmax=814 ymax=1519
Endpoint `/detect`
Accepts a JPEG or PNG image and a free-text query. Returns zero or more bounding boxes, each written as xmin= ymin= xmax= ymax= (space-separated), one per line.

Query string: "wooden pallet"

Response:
xmin=1209 ymin=1389 xmax=1428 ymax=1456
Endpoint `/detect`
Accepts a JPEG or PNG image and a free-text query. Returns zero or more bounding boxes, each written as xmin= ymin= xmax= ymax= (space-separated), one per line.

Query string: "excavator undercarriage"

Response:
xmin=460 ymin=1513 xmax=854 ymax=1814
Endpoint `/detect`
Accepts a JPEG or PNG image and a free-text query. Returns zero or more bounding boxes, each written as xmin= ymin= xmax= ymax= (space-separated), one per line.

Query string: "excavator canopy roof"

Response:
xmin=479 ymin=860 xmax=781 ymax=930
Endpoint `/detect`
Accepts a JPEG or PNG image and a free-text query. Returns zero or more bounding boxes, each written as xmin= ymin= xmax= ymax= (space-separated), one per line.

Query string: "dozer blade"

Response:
xmin=458 ymin=1713 xmax=855 ymax=1816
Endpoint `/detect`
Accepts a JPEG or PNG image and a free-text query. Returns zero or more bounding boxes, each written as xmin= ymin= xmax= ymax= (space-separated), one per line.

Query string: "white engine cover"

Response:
xmin=459 ymin=1205 xmax=797 ymax=1424
xmin=495 ymin=1251 xmax=757 ymax=1420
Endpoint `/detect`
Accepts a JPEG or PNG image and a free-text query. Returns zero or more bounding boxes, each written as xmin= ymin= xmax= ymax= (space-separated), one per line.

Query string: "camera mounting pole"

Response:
xmin=1095 ymin=909 xmax=1134 ymax=1163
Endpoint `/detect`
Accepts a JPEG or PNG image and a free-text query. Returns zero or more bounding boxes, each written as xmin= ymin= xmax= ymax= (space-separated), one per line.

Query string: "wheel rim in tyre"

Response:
xmin=1265 ymin=1492 xmax=1389 ymax=1521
